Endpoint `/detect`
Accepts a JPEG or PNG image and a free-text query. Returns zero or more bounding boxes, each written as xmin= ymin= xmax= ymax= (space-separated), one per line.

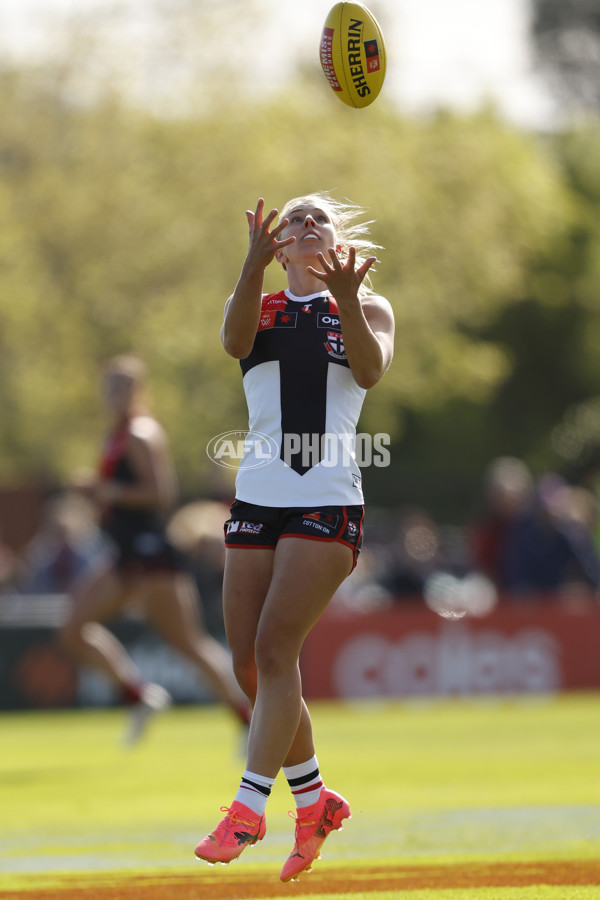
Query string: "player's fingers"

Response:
xmin=357 ymin=256 xmax=377 ymax=280
xmin=262 ymin=207 xmax=280 ymax=231
xmin=251 ymin=198 xmax=265 ymax=230
xmin=271 ymin=217 xmax=290 ymax=238
xmin=316 ymin=251 xmax=334 ymax=271
xmin=275 ymin=235 xmax=296 ymax=248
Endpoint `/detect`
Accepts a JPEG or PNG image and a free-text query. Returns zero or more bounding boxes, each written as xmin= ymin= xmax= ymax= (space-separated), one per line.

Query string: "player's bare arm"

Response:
xmin=308 ymin=247 xmax=395 ymax=389
xmin=221 ymin=199 xmax=295 ymax=359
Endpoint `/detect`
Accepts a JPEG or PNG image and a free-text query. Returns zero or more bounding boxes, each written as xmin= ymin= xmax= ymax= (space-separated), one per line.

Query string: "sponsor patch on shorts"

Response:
xmin=226 ymin=520 xmax=264 ymax=536
xmin=301 ymin=511 xmax=339 ymax=535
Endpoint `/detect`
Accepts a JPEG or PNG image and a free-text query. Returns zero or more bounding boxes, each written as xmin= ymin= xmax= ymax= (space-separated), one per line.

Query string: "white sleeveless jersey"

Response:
xmin=235 ymin=289 xmax=367 ymax=507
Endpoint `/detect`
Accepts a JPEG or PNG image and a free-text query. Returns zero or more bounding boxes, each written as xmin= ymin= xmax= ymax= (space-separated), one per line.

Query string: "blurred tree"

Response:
xmin=531 ymin=0 xmax=600 ymax=113
xmin=373 ymin=121 xmax=600 ymax=519
xmin=0 ymin=48 xmax=592 ymax=516
xmin=530 ymin=125 xmax=600 ymax=482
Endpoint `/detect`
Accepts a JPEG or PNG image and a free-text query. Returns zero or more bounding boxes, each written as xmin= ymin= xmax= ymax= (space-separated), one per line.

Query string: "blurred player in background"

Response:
xmin=59 ymin=354 xmax=250 ymax=744
xmin=194 ymin=195 xmax=394 ymax=881
xmin=167 ymin=499 xmax=232 ymax=639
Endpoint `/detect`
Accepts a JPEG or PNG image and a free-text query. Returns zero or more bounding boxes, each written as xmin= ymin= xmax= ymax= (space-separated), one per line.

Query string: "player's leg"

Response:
xmin=248 ymin=537 xmax=353 ymax=882
xmin=193 ymin=547 xmax=273 ymax=864
xmin=223 ymin=545 xmax=331 ymax=765
xmin=247 ymin=537 xmax=352 ymax=777
xmin=60 ymin=564 xmax=171 ymax=746
xmin=195 ymin=545 xmax=322 ymax=867
xmin=143 ymin=571 xmax=250 ymax=722
xmin=221 ymin=546 xmax=272 ymax=699
xmin=58 ymin=563 xmax=141 ymax=691
xmin=221 ymin=547 xmax=316 ymax=757
xmin=194 ymin=540 xmax=351 ymax=866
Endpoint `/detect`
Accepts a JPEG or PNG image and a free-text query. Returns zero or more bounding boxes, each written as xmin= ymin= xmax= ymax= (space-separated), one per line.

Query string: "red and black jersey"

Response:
xmin=97 ymin=419 xmax=182 ymax=573
xmin=98 ymin=424 xmax=134 ymax=483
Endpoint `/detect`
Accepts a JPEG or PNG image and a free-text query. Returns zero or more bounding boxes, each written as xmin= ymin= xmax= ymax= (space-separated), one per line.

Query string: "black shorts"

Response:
xmin=105 ymin=529 xmax=188 ymax=577
xmin=224 ymin=500 xmax=364 ymax=571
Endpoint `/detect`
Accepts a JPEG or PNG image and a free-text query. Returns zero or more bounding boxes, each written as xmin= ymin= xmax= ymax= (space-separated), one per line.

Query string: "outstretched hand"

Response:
xmin=244 ymin=198 xmax=295 ymax=270
xmin=307 ymin=247 xmax=377 ymax=301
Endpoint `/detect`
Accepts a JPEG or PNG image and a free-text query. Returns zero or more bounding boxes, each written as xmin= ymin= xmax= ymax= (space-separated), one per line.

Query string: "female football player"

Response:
xmin=194 ymin=195 xmax=394 ymax=880
xmin=59 ymin=355 xmax=250 ymax=744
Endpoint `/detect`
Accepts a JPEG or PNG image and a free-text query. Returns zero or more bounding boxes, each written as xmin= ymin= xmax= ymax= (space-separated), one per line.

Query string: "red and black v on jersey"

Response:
xmin=236 ymin=290 xmax=366 ymax=507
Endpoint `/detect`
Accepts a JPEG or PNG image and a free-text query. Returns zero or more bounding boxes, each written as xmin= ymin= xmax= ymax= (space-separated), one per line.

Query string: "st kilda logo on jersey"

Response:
xmin=324 ymin=331 xmax=346 ymax=359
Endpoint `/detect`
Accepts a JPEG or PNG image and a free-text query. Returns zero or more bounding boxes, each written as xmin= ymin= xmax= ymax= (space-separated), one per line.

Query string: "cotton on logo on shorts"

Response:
xmin=207 ymin=430 xmax=279 ymax=469
xmin=302 ymin=518 xmax=333 ymax=534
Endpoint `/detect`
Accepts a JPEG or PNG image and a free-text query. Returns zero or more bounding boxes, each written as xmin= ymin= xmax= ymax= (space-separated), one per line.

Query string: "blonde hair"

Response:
xmin=103 ymin=354 xmax=147 ymax=384
xmin=102 ymin=354 xmax=149 ymax=414
xmin=278 ymin=191 xmax=382 ymax=293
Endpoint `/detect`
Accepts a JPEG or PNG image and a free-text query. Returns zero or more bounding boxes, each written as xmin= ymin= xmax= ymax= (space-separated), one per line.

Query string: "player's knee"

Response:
xmin=232 ymin=655 xmax=257 ymax=699
xmin=254 ymin=630 xmax=297 ymax=679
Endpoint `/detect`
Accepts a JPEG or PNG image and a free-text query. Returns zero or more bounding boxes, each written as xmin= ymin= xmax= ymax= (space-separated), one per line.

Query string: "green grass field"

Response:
xmin=1 ymin=692 xmax=600 ymax=899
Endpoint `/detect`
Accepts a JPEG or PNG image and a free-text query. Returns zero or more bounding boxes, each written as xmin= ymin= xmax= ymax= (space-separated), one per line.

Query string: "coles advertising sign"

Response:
xmin=300 ymin=602 xmax=600 ymax=699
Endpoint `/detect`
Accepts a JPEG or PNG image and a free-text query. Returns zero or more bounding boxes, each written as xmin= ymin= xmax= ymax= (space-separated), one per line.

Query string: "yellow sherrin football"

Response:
xmin=320 ymin=2 xmax=387 ymax=108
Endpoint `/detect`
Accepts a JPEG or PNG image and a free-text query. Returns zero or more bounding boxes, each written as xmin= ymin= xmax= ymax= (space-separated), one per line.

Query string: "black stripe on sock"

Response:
xmin=241 ymin=777 xmax=272 ymax=797
xmin=286 ymin=768 xmax=320 ymax=787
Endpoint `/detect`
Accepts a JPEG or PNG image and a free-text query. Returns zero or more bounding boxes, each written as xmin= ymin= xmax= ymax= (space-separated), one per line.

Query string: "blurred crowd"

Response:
xmin=334 ymin=455 xmax=600 ymax=618
xmin=0 ymin=488 xmax=232 ymax=637
xmin=2 ymin=455 xmax=600 ymax=627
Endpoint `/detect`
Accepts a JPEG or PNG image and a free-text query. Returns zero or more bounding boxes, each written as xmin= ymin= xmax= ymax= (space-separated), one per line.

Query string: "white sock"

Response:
xmin=234 ymin=769 xmax=275 ymax=816
xmin=283 ymin=756 xmax=324 ymax=808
